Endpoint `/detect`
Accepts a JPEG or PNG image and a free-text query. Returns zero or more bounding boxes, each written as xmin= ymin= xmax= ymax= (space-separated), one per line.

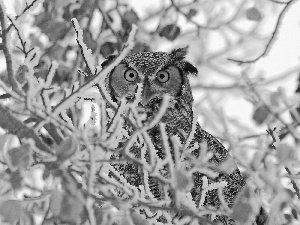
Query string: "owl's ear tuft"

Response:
xmin=183 ymin=61 xmax=198 ymax=76
xmin=101 ymin=55 xmax=117 ymax=68
xmin=170 ymin=46 xmax=189 ymax=60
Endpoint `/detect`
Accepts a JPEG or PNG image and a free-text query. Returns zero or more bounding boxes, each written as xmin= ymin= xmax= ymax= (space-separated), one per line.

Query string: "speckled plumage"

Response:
xmin=103 ymin=47 xmax=246 ymax=225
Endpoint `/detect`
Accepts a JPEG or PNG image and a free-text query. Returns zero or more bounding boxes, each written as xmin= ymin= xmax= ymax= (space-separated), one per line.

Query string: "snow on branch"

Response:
xmin=53 ymin=23 xmax=138 ymax=115
xmin=0 ymin=0 xmax=21 ymax=94
xmin=71 ymin=18 xmax=97 ymax=75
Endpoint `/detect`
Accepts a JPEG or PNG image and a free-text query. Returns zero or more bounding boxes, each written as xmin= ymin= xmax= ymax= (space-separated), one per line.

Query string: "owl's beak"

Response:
xmin=141 ymin=79 xmax=153 ymax=105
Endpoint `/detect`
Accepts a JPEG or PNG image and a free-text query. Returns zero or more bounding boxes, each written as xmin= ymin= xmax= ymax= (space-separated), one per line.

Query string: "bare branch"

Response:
xmin=52 ymin=24 xmax=138 ymax=115
xmin=228 ymin=0 xmax=296 ymax=64
xmin=0 ymin=4 xmax=20 ymax=93
xmin=0 ymin=104 xmax=53 ymax=155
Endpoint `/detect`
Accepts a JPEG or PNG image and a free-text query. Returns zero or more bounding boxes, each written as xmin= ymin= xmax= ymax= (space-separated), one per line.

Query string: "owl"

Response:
xmin=102 ymin=47 xmax=246 ymax=225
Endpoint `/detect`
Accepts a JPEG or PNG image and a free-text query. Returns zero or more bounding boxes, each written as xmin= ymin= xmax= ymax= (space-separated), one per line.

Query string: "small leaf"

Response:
xmin=35 ymin=14 xmax=68 ymax=41
xmin=15 ymin=65 xmax=29 ymax=84
xmin=232 ymin=185 xmax=255 ymax=224
xmin=0 ymin=135 xmax=9 ymax=153
xmin=0 ymin=93 xmax=11 ymax=99
xmin=159 ymin=24 xmax=181 ymax=41
xmin=276 ymin=143 xmax=295 ymax=164
xmin=120 ymin=215 xmax=134 ymax=225
xmin=246 ymin=7 xmax=262 ymax=21
xmin=291 ymin=208 xmax=298 ymax=219
xmin=218 ymin=156 xmax=238 ymax=174
xmin=174 ymin=169 xmax=191 ymax=191
xmin=7 ymin=144 xmax=32 ymax=171
xmin=284 ymin=214 xmax=292 ymax=223
xmin=100 ymin=42 xmax=119 ymax=58
xmin=56 ymin=136 xmax=77 ymax=161
xmin=232 ymin=202 xmax=253 ymax=224
xmin=121 ymin=9 xmax=140 ymax=30
xmin=49 ymin=190 xmax=64 ymax=216
xmin=186 ymin=9 xmax=197 ymax=19
xmin=0 ymin=200 xmax=23 ymax=224
xmin=295 ymin=73 xmax=300 ymax=93
xmin=59 ymin=194 xmax=84 ymax=223
xmin=130 ymin=42 xmax=151 ymax=54
xmin=290 ymin=106 xmax=300 ymax=123
xmin=94 ymin=207 xmax=105 ymax=224
xmin=9 ymin=171 xmax=23 ymax=190
xmin=83 ymin=30 xmax=97 ymax=51
xmin=130 ymin=210 xmax=149 ymax=225
xmin=269 ymin=89 xmax=282 ymax=107
xmin=252 ymin=104 xmax=269 ymax=125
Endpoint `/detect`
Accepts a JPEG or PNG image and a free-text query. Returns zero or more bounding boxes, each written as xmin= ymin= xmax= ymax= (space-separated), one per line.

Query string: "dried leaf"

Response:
xmin=120 ymin=215 xmax=134 ymax=225
xmin=276 ymin=143 xmax=295 ymax=164
xmin=246 ymin=7 xmax=262 ymax=21
xmin=34 ymin=13 xmax=68 ymax=41
xmin=296 ymin=73 xmax=300 ymax=93
xmin=7 ymin=144 xmax=32 ymax=171
xmin=83 ymin=30 xmax=97 ymax=51
xmin=186 ymin=9 xmax=197 ymax=19
xmin=159 ymin=24 xmax=181 ymax=41
xmin=49 ymin=190 xmax=64 ymax=216
xmin=269 ymin=90 xmax=281 ymax=107
xmin=130 ymin=210 xmax=149 ymax=225
xmin=218 ymin=156 xmax=238 ymax=174
xmin=59 ymin=194 xmax=84 ymax=223
xmin=100 ymin=42 xmax=119 ymax=58
xmin=232 ymin=185 xmax=255 ymax=224
xmin=122 ymin=9 xmax=140 ymax=30
xmin=252 ymin=105 xmax=269 ymax=125
xmin=175 ymin=169 xmax=192 ymax=191
xmin=50 ymin=191 xmax=84 ymax=223
xmin=130 ymin=42 xmax=151 ymax=54
xmin=291 ymin=208 xmax=298 ymax=219
xmin=0 ymin=135 xmax=9 ymax=153
xmin=290 ymin=106 xmax=300 ymax=123
xmin=56 ymin=136 xmax=77 ymax=161
xmin=0 ymin=200 xmax=23 ymax=224
xmin=9 ymin=171 xmax=23 ymax=190
xmin=0 ymin=93 xmax=11 ymax=99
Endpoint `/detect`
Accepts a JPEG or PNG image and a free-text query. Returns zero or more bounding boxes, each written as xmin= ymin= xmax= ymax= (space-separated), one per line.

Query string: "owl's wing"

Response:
xmin=189 ymin=125 xmax=246 ymax=224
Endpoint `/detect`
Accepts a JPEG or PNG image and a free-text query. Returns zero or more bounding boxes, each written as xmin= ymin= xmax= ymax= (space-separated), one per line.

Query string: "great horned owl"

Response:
xmin=102 ymin=47 xmax=246 ymax=225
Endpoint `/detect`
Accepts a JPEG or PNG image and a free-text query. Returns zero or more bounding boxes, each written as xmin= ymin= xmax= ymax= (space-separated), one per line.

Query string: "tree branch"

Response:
xmin=0 ymin=104 xmax=53 ymax=155
xmin=0 ymin=4 xmax=20 ymax=93
xmin=227 ymin=0 xmax=296 ymax=64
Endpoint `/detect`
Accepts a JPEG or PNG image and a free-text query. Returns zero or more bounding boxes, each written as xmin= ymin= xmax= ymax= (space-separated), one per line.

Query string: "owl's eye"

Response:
xmin=156 ymin=71 xmax=169 ymax=83
xmin=124 ymin=69 xmax=138 ymax=82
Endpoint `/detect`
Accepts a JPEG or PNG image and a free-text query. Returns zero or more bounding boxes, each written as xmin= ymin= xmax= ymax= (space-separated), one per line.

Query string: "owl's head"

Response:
xmin=102 ymin=47 xmax=197 ymax=107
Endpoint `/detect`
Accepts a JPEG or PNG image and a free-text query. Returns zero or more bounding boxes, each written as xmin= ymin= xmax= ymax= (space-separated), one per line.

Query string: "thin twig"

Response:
xmin=228 ymin=0 xmax=296 ymax=64
xmin=170 ymin=0 xmax=217 ymax=31
xmin=7 ymin=16 xmax=33 ymax=57
xmin=97 ymin=3 xmax=122 ymax=43
xmin=0 ymin=104 xmax=53 ymax=155
xmin=267 ymin=129 xmax=300 ymax=200
xmin=0 ymin=5 xmax=20 ymax=93
xmin=6 ymin=0 xmax=41 ymax=33
xmin=268 ymin=0 xmax=290 ymax=4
